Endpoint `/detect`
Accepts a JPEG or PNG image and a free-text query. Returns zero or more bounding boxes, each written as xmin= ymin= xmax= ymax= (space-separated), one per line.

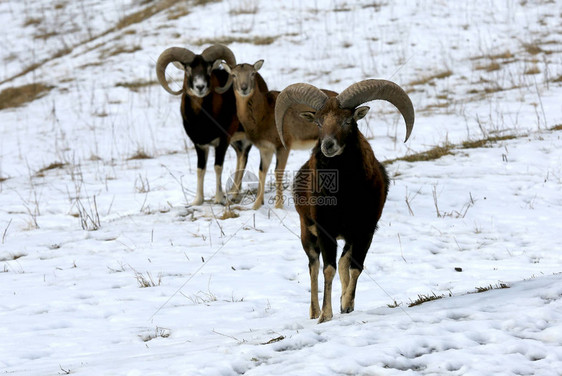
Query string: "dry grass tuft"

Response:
xmin=475 ymin=61 xmax=501 ymax=72
xmin=34 ymin=30 xmax=59 ymax=41
xmin=23 ymin=17 xmax=43 ymax=27
xmin=387 ymin=134 xmax=518 ymax=165
xmin=128 ymin=148 xmax=153 ymax=160
xmin=193 ymin=35 xmax=277 ymax=46
xmin=461 ymin=135 xmax=516 ymax=149
xmin=135 ymin=271 xmax=162 ymax=288
xmin=0 ymin=83 xmax=54 ymax=111
xmin=391 ymin=143 xmax=454 ymax=164
xmin=194 ymin=0 xmax=222 ymax=5
xmin=473 ymin=283 xmax=509 ymax=293
xmin=116 ymin=0 xmax=177 ymax=29
xmin=0 ymin=252 xmax=26 ymax=261
xmin=524 ymin=65 xmax=541 ymax=75
xmin=167 ymin=4 xmax=191 ymax=20
xmin=118 ymin=0 xmax=219 ymax=28
xmin=550 ymin=124 xmax=562 ymax=131
xmin=220 ymin=208 xmax=240 ymax=220
xmin=36 ymin=162 xmax=67 ymax=177
xmin=100 ymin=45 xmax=142 ymax=59
xmin=116 ymin=80 xmax=158 ymax=92
xmin=522 ymin=42 xmax=543 ymax=55
xmin=489 ymin=50 xmax=513 ymax=60
xmin=408 ymin=292 xmax=444 ymax=307
xmin=409 ymin=70 xmax=453 ymax=87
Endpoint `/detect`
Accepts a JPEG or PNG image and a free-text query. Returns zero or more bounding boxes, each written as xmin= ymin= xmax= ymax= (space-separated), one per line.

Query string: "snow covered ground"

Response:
xmin=1 ymin=0 xmax=562 ymax=375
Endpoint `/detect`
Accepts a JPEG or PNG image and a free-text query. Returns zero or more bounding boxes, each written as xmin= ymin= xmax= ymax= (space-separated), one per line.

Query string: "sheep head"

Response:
xmin=275 ymin=80 xmax=415 ymax=155
xmin=155 ymin=44 xmax=236 ymax=97
xmin=223 ymin=60 xmax=264 ymax=97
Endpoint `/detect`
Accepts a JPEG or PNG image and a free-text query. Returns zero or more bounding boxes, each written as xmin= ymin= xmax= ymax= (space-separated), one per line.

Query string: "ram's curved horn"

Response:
xmin=202 ymin=44 xmax=237 ymax=94
xmin=155 ymin=47 xmax=195 ymax=95
xmin=274 ymin=83 xmax=329 ymax=148
xmin=336 ymin=79 xmax=415 ymax=142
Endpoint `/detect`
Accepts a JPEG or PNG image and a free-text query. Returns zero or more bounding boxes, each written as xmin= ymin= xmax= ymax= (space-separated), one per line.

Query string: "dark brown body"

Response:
xmin=295 ymin=127 xmax=389 ymax=322
xmin=180 ymin=69 xmax=244 ymax=167
xmin=275 ymin=79 xmax=414 ymax=323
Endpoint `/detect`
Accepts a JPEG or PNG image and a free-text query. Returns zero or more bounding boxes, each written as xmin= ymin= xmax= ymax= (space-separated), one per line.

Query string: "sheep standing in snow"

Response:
xmin=275 ymin=79 xmax=415 ymax=323
xmin=156 ymin=45 xmax=251 ymax=205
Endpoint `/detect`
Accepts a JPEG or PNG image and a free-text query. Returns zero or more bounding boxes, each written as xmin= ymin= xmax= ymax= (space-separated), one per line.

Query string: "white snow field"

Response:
xmin=1 ymin=0 xmax=562 ymax=375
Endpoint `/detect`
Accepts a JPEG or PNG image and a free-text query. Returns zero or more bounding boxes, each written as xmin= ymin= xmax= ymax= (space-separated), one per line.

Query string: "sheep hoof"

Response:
xmin=252 ymin=201 xmax=263 ymax=210
xmin=191 ymin=196 xmax=204 ymax=206
xmin=214 ymin=192 xmax=226 ymax=205
xmin=340 ymin=296 xmax=355 ymax=313
xmin=228 ymin=193 xmax=242 ymax=203
xmin=317 ymin=312 xmax=333 ymax=324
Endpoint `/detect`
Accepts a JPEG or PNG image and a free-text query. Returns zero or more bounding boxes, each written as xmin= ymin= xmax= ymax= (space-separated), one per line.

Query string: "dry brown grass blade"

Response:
xmin=385 ymin=134 xmax=521 ymax=165
xmin=0 ymin=83 xmax=53 ymax=111
xmin=408 ymin=292 xmax=444 ymax=307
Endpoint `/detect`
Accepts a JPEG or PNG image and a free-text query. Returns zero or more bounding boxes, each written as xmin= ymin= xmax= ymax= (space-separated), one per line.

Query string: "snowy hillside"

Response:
xmin=1 ymin=0 xmax=561 ymax=375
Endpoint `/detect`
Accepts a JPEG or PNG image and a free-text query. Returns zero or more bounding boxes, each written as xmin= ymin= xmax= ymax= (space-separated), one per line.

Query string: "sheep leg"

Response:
xmin=253 ymin=148 xmax=273 ymax=210
xmin=338 ymin=243 xmax=352 ymax=308
xmin=319 ymin=264 xmax=336 ymax=323
xmin=308 ymin=251 xmax=321 ymax=319
xmin=301 ymin=221 xmax=320 ymax=319
xmin=341 ymin=235 xmax=373 ymax=314
xmin=213 ymin=141 xmax=229 ymax=204
xmin=229 ymin=140 xmax=252 ymax=202
xmin=192 ymin=145 xmax=209 ymax=205
xmin=318 ymin=230 xmax=337 ymax=323
xmin=341 ymin=268 xmax=361 ymax=314
xmin=274 ymin=148 xmax=290 ymax=209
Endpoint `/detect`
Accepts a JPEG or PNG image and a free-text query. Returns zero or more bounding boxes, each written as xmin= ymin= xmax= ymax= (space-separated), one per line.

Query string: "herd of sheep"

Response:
xmin=155 ymin=44 xmax=415 ymax=323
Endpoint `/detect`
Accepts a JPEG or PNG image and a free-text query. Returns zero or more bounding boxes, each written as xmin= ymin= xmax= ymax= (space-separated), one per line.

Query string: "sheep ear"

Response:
xmin=353 ymin=106 xmax=370 ymax=121
xmin=172 ymin=61 xmax=185 ymax=70
xmin=299 ymin=111 xmax=316 ymax=122
xmin=254 ymin=59 xmax=264 ymax=71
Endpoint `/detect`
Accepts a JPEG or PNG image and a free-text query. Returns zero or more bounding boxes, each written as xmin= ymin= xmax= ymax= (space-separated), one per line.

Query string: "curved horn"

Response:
xmin=202 ymin=44 xmax=237 ymax=94
xmin=155 ymin=47 xmax=196 ymax=95
xmin=201 ymin=44 xmax=236 ymax=66
xmin=214 ymin=70 xmax=233 ymax=94
xmin=337 ymin=79 xmax=415 ymax=142
xmin=275 ymin=83 xmax=329 ymax=147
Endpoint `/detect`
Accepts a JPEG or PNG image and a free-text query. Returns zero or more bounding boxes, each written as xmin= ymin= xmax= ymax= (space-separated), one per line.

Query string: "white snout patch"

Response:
xmin=191 ymin=75 xmax=209 ymax=97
